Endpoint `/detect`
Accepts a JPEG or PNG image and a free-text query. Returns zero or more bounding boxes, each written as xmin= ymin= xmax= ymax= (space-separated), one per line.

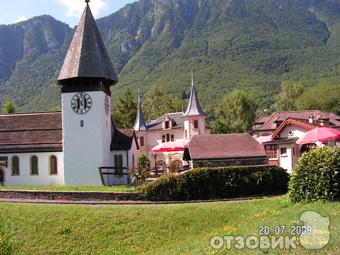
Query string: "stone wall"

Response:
xmin=0 ymin=190 xmax=140 ymax=201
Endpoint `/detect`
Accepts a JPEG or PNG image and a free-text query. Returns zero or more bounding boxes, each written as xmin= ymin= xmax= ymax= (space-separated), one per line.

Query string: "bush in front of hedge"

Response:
xmin=140 ymin=165 xmax=289 ymax=201
xmin=289 ymin=147 xmax=340 ymax=202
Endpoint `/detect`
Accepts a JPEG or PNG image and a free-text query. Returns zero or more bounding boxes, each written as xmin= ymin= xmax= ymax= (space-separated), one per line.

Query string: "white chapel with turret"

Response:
xmin=0 ymin=1 xmax=138 ymax=186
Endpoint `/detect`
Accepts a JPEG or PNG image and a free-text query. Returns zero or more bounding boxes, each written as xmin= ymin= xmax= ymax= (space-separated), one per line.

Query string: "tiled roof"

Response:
xmin=0 ymin=112 xmax=62 ymax=153
xmin=146 ymin=112 xmax=184 ymax=130
xmin=254 ymin=111 xmax=340 ymax=131
xmin=271 ymin=118 xmax=320 ymax=139
xmin=187 ymin=133 xmax=266 ymax=160
xmin=57 ymin=2 xmax=118 ymax=84
xmin=111 ymin=128 xmax=137 ymax=151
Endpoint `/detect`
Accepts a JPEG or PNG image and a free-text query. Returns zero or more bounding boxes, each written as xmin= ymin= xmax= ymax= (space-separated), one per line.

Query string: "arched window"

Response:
xmin=49 ymin=155 xmax=58 ymax=175
xmin=114 ymin=154 xmax=124 ymax=175
xmin=30 ymin=156 xmax=39 ymax=175
xmin=11 ymin=156 xmax=20 ymax=176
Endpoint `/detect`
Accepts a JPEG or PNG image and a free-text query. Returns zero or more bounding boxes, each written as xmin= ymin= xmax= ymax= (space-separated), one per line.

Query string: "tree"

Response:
xmin=276 ymin=81 xmax=304 ymax=111
xmin=112 ymin=88 xmax=137 ymax=128
xmin=213 ymin=89 xmax=256 ymax=134
xmin=2 ymin=98 xmax=17 ymax=114
xmin=143 ymin=86 xmax=183 ymax=122
xmin=295 ymin=84 xmax=340 ymax=114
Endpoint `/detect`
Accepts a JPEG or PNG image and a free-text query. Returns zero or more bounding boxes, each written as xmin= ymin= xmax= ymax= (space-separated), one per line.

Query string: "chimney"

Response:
xmin=309 ymin=115 xmax=314 ymax=124
xmin=320 ymin=118 xmax=329 ymax=127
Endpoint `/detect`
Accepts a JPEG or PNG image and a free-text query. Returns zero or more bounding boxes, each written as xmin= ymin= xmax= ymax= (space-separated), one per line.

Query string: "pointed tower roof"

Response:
xmin=183 ymin=73 xmax=206 ymax=117
xmin=133 ymin=91 xmax=147 ymax=131
xmin=57 ymin=0 xmax=118 ymax=86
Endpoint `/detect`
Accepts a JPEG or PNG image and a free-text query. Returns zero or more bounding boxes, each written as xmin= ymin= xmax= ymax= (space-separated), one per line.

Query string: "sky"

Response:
xmin=0 ymin=0 xmax=137 ymax=27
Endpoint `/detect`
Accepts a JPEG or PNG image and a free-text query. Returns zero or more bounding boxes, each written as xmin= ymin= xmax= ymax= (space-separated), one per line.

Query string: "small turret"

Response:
xmin=183 ymin=73 xmax=207 ymax=139
xmin=133 ymin=91 xmax=147 ymax=131
xmin=183 ymin=73 xmax=206 ymax=117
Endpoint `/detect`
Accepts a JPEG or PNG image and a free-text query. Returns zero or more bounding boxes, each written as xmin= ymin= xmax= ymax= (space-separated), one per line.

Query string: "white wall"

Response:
xmin=128 ymin=138 xmax=138 ymax=171
xmin=279 ymin=126 xmax=308 ymax=139
xmin=1 ymin=152 xmax=64 ymax=186
xmin=278 ymin=145 xmax=293 ymax=173
xmin=62 ymin=91 xmax=112 ymax=186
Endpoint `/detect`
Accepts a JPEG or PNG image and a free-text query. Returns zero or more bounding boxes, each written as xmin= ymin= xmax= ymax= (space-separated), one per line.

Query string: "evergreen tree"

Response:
xmin=113 ymin=88 xmax=137 ymax=128
xmin=143 ymin=86 xmax=183 ymax=122
xmin=2 ymin=98 xmax=17 ymax=114
xmin=276 ymin=81 xmax=304 ymax=111
xmin=213 ymin=89 xmax=256 ymax=134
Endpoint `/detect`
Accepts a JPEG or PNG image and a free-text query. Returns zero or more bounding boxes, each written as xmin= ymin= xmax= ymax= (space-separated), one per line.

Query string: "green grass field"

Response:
xmin=0 ymin=196 xmax=339 ymax=254
xmin=0 ymin=185 xmax=135 ymax=192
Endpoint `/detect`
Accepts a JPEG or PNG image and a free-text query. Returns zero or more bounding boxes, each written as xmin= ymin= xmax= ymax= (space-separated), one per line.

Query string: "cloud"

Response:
xmin=55 ymin=0 xmax=107 ymax=18
xmin=17 ymin=16 xmax=28 ymax=22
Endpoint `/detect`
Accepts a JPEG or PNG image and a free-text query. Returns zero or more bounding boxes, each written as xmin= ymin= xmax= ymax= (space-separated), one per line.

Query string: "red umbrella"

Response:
xmin=152 ymin=139 xmax=188 ymax=152
xmin=297 ymin=127 xmax=340 ymax=145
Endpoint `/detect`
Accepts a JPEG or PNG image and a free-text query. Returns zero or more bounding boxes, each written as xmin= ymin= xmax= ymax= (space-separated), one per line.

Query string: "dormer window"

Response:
xmin=165 ymin=121 xmax=170 ymax=129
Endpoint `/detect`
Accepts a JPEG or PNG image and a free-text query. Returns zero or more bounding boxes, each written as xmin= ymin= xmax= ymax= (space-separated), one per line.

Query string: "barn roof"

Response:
xmin=187 ymin=133 xmax=266 ymax=160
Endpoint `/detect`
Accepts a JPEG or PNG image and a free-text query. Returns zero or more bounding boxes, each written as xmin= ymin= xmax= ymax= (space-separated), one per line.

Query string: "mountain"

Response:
xmin=1 ymin=0 xmax=340 ymax=114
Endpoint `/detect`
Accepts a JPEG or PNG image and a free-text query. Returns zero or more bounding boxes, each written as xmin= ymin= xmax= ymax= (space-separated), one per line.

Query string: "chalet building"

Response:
xmin=183 ymin=134 xmax=268 ymax=168
xmin=253 ymin=111 xmax=340 ymax=173
xmin=0 ymin=1 xmax=138 ymax=186
xmin=133 ymin=74 xmax=211 ymax=171
xmin=253 ymin=110 xmax=340 ymax=137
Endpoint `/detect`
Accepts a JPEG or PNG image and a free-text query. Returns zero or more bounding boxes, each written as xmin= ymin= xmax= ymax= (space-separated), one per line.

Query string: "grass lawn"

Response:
xmin=0 ymin=196 xmax=339 ymax=254
xmin=0 ymin=185 xmax=135 ymax=192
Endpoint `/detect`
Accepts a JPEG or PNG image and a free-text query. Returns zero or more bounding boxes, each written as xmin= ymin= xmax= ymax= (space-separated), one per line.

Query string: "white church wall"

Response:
xmin=62 ymin=91 xmax=112 ymax=186
xmin=1 ymin=152 xmax=64 ymax=186
xmin=128 ymin=139 xmax=138 ymax=171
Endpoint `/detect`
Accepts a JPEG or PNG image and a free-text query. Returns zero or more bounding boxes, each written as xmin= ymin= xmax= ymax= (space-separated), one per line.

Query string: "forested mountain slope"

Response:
xmin=1 ymin=0 xmax=340 ymax=113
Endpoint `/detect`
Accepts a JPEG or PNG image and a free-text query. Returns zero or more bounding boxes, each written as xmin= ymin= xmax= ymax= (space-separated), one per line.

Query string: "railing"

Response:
xmin=98 ymin=167 xmax=128 ymax=186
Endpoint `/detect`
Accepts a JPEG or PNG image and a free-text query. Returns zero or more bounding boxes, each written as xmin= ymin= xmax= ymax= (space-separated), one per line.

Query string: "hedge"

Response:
xmin=289 ymin=147 xmax=340 ymax=202
xmin=140 ymin=165 xmax=289 ymax=201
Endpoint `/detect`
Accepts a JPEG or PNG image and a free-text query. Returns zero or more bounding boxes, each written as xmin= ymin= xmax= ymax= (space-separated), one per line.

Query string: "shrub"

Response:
xmin=133 ymin=154 xmax=151 ymax=187
xmin=140 ymin=165 xmax=289 ymax=201
xmin=289 ymin=147 xmax=340 ymax=202
xmin=0 ymin=217 xmax=15 ymax=255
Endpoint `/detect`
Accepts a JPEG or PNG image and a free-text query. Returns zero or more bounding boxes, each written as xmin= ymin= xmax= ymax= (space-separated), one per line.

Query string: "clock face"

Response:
xmin=71 ymin=93 xmax=92 ymax=114
xmin=104 ymin=95 xmax=110 ymax=116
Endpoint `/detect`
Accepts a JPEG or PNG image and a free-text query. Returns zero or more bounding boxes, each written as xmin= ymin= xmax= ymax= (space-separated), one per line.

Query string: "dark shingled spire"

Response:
xmin=133 ymin=91 xmax=147 ymax=131
xmin=57 ymin=1 xmax=118 ymax=91
xmin=183 ymin=73 xmax=206 ymax=117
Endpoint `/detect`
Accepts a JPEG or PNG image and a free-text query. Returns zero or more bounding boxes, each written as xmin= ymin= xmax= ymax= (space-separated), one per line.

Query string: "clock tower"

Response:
xmin=57 ymin=0 xmax=118 ymax=185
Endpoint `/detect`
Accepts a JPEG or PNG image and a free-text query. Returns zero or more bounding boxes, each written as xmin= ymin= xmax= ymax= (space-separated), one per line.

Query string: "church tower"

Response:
xmin=57 ymin=0 xmax=118 ymax=185
xmin=183 ymin=74 xmax=207 ymax=140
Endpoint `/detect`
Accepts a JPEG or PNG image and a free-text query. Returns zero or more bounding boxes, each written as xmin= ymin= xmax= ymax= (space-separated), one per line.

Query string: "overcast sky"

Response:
xmin=0 ymin=0 xmax=137 ymax=27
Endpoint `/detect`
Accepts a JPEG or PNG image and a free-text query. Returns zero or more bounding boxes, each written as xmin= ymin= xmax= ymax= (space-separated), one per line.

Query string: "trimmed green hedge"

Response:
xmin=289 ymin=147 xmax=340 ymax=202
xmin=140 ymin=166 xmax=289 ymax=201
